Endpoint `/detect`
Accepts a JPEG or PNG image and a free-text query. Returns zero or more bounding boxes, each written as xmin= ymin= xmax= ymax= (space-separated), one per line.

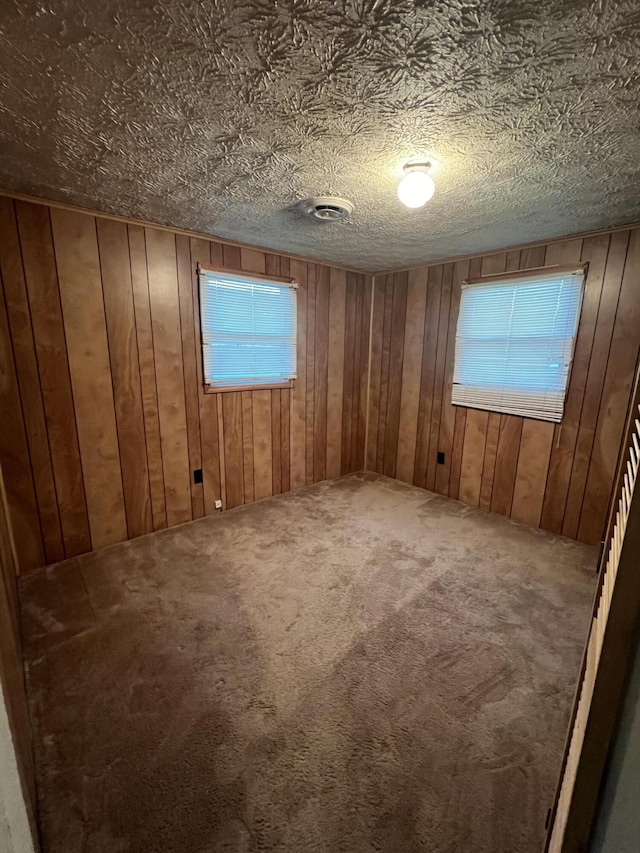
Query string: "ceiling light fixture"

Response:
xmin=397 ymin=160 xmax=435 ymax=209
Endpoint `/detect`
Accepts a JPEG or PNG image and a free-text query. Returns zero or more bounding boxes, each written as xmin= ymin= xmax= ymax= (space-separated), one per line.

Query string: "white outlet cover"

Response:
xmin=215 ymin=499 xmax=222 ymax=509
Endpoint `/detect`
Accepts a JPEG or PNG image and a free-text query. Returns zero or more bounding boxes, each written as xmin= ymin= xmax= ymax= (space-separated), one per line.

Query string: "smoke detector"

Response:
xmin=300 ymin=196 xmax=354 ymax=222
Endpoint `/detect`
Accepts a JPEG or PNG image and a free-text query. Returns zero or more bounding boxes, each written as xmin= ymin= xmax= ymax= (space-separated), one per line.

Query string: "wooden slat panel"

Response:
xmin=176 ymin=234 xmax=204 ymax=520
xmin=97 ymin=218 xmax=152 ymax=539
xmin=396 ymin=268 xmax=428 ymax=484
xmin=383 ymin=272 xmax=408 ymax=479
xmin=366 ymin=277 xmax=384 ymax=471
xmin=459 ymin=409 xmax=489 ymax=507
xmin=192 ymin=237 xmax=221 ymax=515
xmin=0 ymin=271 xmax=43 ymax=570
xmin=253 ymin=389 xmax=273 ymax=500
xmin=538 ymin=238 xmax=587 ymax=533
xmin=240 ymin=248 xmax=266 ymax=274
xmin=449 ymin=407 xmax=467 ymax=500
xmin=305 ymin=265 xmax=316 ymax=484
xmin=562 ymin=231 xmax=629 ymax=539
xmin=490 ymin=416 xmax=524 ymax=517
xmin=50 ymin=208 xmax=127 ymax=550
xmin=413 ymin=267 xmax=442 ymax=489
xmin=435 ymin=260 xmax=468 ymax=496
xmin=280 ymin=389 xmax=290 ymax=493
xmin=129 ymin=225 xmax=167 ymax=531
xmin=0 ymin=199 xmax=62 ymax=565
xmin=241 ymin=391 xmax=254 ymax=503
xmin=350 ymin=273 xmax=365 ymax=473
xmin=578 ymin=228 xmax=640 ymax=544
xmin=341 ymin=272 xmax=357 ymax=474
xmin=375 ymin=275 xmax=395 ymax=474
xmin=222 ymin=392 xmax=243 ymax=509
xmin=426 ymin=263 xmax=452 ymax=491
xmin=479 ymin=413 xmax=501 ymax=510
xmin=511 ymin=420 xmax=555 ymax=527
xmin=289 ymin=260 xmax=307 ymax=489
xmin=356 ymin=274 xmax=372 ymax=470
xmin=222 ymin=244 xmax=242 ymax=270
xmin=271 ymin=389 xmax=282 ymax=495
xmin=326 ymin=268 xmax=346 ymax=479
xmin=15 ymin=201 xmax=91 ymax=558
xmin=313 ymin=265 xmax=330 ymax=482
xmin=144 ymin=227 xmax=192 ymax=528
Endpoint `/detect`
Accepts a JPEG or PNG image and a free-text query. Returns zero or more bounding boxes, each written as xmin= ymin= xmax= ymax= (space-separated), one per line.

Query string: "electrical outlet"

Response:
xmin=437 ymin=451 xmax=445 ymax=465
xmin=215 ymin=499 xmax=222 ymax=509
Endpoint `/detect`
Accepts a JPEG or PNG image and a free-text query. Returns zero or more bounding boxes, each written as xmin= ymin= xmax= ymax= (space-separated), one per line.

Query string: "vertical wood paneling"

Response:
xmin=97 ymin=218 xmax=152 ymax=539
xmin=176 ymin=234 xmax=204 ymax=520
xmin=241 ymin=391 xmax=254 ymax=503
xmin=50 ymin=209 xmax=127 ymax=550
xmin=129 ymin=225 xmax=167 ymax=531
xmin=356 ymin=275 xmax=371 ymax=470
xmin=191 ymin=237 xmax=221 ymax=516
xmin=280 ymin=390 xmax=290 ymax=494
xmin=289 ymin=260 xmax=307 ymax=490
xmin=367 ymin=230 xmax=639 ymax=543
xmin=413 ymin=267 xmax=442 ymax=488
xmin=435 ymin=259 xmax=468 ymax=496
xmin=326 ymin=268 xmax=346 ymax=479
xmin=578 ymin=229 xmax=640 ymax=544
xmin=0 ymin=272 xmax=43 ymax=570
xmin=145 ymin=228 xmax=192 ymax=528
xmin=305 ymin=265 xmax=317 ymax=484
xmin=313 ymin=265 xmax=329 ymax=482
xmin=382 ymin=273 xmax=408 ymax=479
xmin=426 ymin=263 xmax=452 ymax=491
xmin=511 ymin=420 xmax=555 ymax=527
xmin=537 ymin=239 xmax=585 ymax=533
xmin=479 ymin=413 xmax=501 ymax=510
xmin=0 ymin=199 xmax=62 ymax=565
xmin=271 ymin=389 xmax=282 ymax=495
xmin=222 ymin=392 xmax=244 ymax=509
xmin=0 ymin=197 xmax=368 ymax=571
xmin=341 ymin=273 xmax=358 ymax=474
xmin=350 ymin=274 xmax=365 ymax=472
xmin=15 ymin=202 xmax=91 ymax=557
xmin=396 ymin=268 xmax=428 ymax=484
xmin=253 ymin=389 xmax=273 ymax=500
xmin=4 ymin=191 xmax=633 ymax=568
xmin=562 ymin=232 xmax=627 ymax=539
xmin=459 ymin=409 xmax=489 ymax=507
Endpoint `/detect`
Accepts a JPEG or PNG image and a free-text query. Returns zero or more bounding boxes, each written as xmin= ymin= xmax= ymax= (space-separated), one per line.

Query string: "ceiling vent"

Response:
xmin=301 ymin=196 xmax=354 ymax=222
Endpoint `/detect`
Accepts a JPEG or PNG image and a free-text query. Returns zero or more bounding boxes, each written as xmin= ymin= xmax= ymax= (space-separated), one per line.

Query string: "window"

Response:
xmin=452 ymin=266 xmax=585 ymax=422
xmin=198 ymin=267 xmax=297 ymax=391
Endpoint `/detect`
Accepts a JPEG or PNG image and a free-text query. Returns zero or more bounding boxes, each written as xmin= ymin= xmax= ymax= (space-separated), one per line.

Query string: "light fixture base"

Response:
xmin=403 ymin=160 xmax=432 ymax=174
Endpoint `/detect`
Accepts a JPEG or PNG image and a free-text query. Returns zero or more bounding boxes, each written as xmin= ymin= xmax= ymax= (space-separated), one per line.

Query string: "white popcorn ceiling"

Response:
xmin=1 ymin=0 xmax=639 ymax=272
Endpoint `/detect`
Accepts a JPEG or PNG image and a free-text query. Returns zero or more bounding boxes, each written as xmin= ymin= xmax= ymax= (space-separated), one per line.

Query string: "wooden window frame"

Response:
xmin=197 ymin=264 xmax=297 ymax=394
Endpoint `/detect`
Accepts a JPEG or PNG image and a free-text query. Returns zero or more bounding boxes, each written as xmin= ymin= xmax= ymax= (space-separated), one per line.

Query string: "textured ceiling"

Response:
xmin=1 ymin=1 xmax=640 ymax=272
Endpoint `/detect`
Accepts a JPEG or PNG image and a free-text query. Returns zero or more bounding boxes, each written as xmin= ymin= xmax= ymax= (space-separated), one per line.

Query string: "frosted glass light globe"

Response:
xmin=397 ymin=169 xmax=435 ymax=208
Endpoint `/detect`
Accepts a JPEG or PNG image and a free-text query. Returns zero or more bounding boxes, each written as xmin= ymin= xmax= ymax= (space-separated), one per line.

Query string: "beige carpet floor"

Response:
xmin=20 ymin=473 xmax=596 ymax=853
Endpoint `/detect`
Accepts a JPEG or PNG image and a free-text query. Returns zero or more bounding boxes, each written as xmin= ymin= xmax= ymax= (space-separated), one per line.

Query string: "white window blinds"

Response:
xmin=199 ymin=268 xmax=297 ymax=389
xmin=452 ymin=267 xmax=585 ymax=422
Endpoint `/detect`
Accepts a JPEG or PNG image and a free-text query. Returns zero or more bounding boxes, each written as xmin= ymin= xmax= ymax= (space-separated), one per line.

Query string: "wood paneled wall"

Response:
xmin=0 ymin=197 xmax=371 ymax=572
xmin=367 ymin=228 xmax=640 ymax=546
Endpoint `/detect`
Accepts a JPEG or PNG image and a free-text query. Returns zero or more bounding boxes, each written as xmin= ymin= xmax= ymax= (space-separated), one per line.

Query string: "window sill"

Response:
xmin=204 ymin=380 xmax=294 ymax=394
